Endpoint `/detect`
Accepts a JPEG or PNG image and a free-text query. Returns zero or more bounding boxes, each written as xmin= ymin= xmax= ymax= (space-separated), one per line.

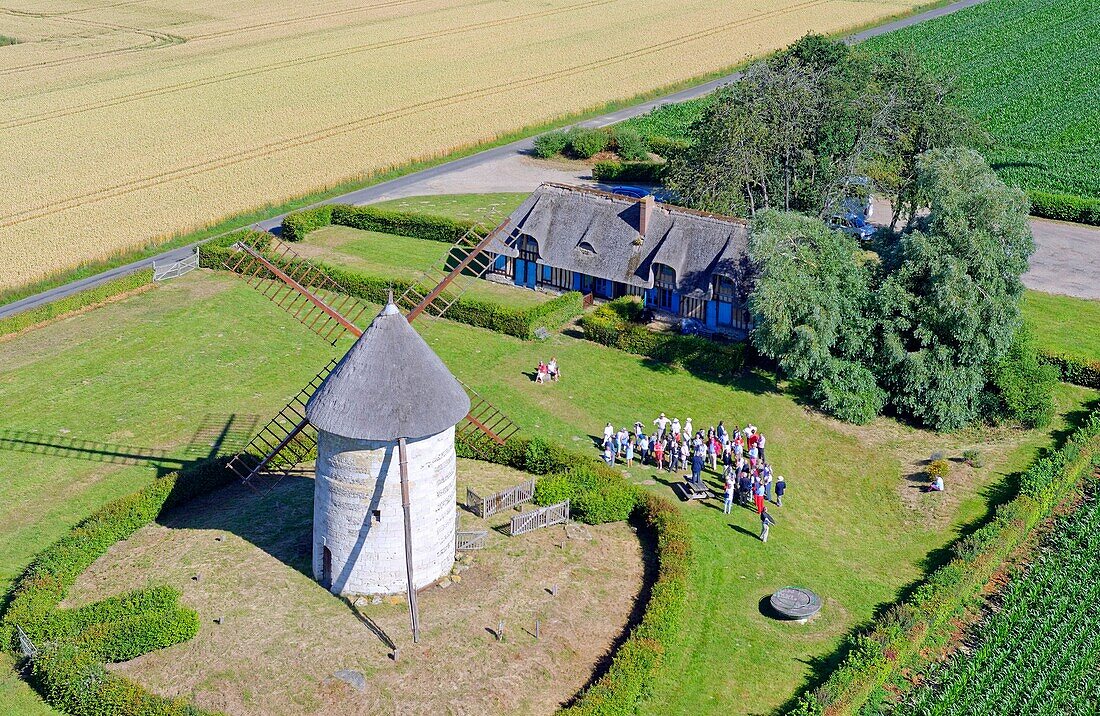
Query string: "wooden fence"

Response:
xmin=509 ymin=500 xmax=569 ymax=536
xmin=466 ymin=479 xmax=535 ymax=518
xmin=456 ymin=530 xmax=489 ymax=551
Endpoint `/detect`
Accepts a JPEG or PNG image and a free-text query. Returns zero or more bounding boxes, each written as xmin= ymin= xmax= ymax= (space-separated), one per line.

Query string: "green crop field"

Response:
xmin=622 ymin=0 xmax=1100 ymax=205
xmin=862 ymin=0 xmax=1100 ymax=201
xmin=1022 ymin=290 xmax=1100 ymax=364
xmin=898 ymin=481 xmax=1100 ymax=715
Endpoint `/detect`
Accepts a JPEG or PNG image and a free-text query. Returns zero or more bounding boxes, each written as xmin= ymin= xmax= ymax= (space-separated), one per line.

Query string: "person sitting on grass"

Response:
xmin=548 ymin=357 xmax=560 ymax=381
xmin=926 ymin=475 xmax=945 ymax=492
xmin=535 ymin=361 xmax=549 ymax=384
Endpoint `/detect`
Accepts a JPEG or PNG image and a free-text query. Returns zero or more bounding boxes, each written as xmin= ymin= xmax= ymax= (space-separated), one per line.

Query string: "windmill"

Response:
xmin=219 ymin=219 xmax=521 ymax=491
xmin=216 ymin=214 xmax=523 ymax=642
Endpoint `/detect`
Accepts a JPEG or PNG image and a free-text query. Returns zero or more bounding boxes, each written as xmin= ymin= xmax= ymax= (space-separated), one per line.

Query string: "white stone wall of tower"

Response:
xmin=312 ymin=427 xmax=457 ymax=595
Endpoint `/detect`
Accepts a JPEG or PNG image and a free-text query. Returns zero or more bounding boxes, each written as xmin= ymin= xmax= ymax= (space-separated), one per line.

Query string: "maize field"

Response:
xmin=898 ymin=484 xmax=1100 ymax=716
xmin=0 ymin=0 xmax=922 ymax=291
xmin=862 ymin=0 xmax=1100 ymax=202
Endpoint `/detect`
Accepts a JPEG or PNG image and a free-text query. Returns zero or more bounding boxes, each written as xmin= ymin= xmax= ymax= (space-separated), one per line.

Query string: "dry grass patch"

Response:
xmin=64 ymin=459 xmax=647 ymax=716
xmin=0 ymin=0 xmax=924 ymax=290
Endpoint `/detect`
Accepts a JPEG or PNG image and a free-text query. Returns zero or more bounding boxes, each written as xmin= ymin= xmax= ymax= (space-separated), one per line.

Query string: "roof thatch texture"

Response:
xmin=488 ymin=183 xmax=752 ymax=298
xmin=306 ymin=303 xmax=470 ymax=441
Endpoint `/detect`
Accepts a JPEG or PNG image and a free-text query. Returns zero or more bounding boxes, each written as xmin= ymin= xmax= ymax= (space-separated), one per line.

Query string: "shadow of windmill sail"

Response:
xmin=0 ymin=414 xmax=260 ymax=478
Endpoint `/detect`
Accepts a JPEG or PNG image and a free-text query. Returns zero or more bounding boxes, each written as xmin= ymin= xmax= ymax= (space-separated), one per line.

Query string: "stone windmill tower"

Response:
xmin=305 ymin=300 xmax=470 ymax=637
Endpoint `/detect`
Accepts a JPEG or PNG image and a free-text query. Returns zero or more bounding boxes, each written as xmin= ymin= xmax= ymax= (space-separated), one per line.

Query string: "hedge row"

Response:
xmin=788 ymin=409 xmax=1100 ymax=715
xmin=591 ymin=160 xmax=667 ymax=184
xmin=456 ymin=433 xmax=692 ymax=715
xmin=1040 ymin=350 xmax=1100 ymax=390
xmin=201 ymin=230 xmax=585 ymax=340
xmin=580 ymin=297 xmax=746 ymax=380
xmin=1 ymin=459 xmax=235 ymax=716
xmin=281 ymin=203 xmax=487 ymax=243
xmin=0 ymin=268 xmax=153 ymax=338
xmin=1028 ymin=191 xmax=1100 ymax=226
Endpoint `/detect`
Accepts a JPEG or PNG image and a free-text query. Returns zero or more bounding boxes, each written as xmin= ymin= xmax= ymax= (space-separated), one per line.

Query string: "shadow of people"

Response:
xmin=730 ymin=523 xmax=759 ymax=541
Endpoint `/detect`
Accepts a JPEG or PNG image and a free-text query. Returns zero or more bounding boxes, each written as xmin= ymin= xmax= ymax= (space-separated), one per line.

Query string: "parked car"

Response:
xmin=828 ymin=212 xmax=875 ymax=241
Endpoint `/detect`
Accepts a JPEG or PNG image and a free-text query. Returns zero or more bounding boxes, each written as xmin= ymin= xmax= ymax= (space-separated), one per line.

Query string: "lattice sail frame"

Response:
xmin=222 ymin=220 xmax=519 ymax=490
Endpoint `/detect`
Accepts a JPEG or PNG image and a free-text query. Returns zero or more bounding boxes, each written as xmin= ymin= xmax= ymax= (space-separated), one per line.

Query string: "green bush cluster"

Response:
xmin=788 ymin=409 xmax=1100 ymax=716
xmin=580 ymin=297 xmax=746 ymax=381
xmin=926 ymin=459 xmax=950 ymax=481
xmin=610 ymin=128 xmax=650 ymax=161
xmin=533 ymin=131 xmax=571 ymax=159
xmin=280 ymin=205 xmax=334 ymax=241
xmin=591 ymin=160 xmax=667 ymax=184
xmin=1028 ymin=191 xmax=1100 ymax=226
xmin=1 ymin=459 xmax=235 ymax=716
xmin=566 ymin=127 xmax=610 ymax=159
xmin=1039 ymin=350 xmax=1100 ymax=390
xmin=0 ymin=269 xmax=153 ymax=338
xmin=455 ymin=432 xmax=692 ymax=716
xmin=279 ymin=204 xmax=486 ymax=244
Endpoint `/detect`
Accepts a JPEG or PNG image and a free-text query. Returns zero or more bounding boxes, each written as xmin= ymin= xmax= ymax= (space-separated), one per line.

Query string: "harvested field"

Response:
xmin=64 ymin=459 xmax=648 ymax=715
xmin=0 ymin=0 xmax=923 ymax=290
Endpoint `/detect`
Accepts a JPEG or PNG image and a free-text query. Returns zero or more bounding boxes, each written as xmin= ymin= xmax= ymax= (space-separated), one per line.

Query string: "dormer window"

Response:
xmin=577 ymin=241 xmax=596 ymax=254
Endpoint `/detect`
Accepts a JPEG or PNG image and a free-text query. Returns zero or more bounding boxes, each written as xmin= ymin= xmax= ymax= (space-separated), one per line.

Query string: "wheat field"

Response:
xmin=0 ymin=0 xmax=920 ymax=290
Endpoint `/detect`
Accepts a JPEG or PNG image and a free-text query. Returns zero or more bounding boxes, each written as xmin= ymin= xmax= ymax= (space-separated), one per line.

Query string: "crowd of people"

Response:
xmin=601 ymin=413 xmax=787 ymax=542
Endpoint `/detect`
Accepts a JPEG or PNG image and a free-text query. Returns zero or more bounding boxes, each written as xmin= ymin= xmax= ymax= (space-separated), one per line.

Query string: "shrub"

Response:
xmin=611 ymin=127 xmax=650 ymax=161
xmin=1028 ymin=191 xmax=1100 ymax=226
xmin=533 ymin=130 xmax=570 ymax=159
xmin=926 ymin=459 xmax=950 ymax=481
xmin=572 ymin=481 xmax=640 ymax=524
xmin=0 ymin=269 xmax=153 ymax=338
xmin=280 ymin=205 xmax=333 ymax=241
xmin=567 ymin=127 xmax=610 ymax=159
xmin=991 ymin=327 xmax=1058 ymax=428
xmin=591 ymin=159 xmax=667 ymax=184
xmin=962 ymin=448 xmax=983 ymax=468
xmin=645 ymin=135 xmax=691 ymax=159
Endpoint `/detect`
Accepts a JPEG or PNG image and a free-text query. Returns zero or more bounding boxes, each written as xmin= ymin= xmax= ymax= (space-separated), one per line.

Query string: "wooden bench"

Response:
xmin=678 ymin=476 xmax=712 ymax=501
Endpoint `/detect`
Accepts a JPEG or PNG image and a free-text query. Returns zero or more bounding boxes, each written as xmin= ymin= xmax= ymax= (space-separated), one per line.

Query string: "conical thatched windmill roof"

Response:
xmin=305 ymin=302 xmax=470 ymax=441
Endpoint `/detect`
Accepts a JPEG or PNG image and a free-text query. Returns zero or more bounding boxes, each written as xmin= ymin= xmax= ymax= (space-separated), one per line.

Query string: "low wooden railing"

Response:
xmin=466 ymin=479 xmax=535 ymax=518
xmin=509 ymin=500 xmax=569 ymax=536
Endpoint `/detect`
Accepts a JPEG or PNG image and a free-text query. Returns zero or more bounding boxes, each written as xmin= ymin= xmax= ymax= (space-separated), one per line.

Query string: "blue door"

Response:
xmin=593 ymin=278 xmax=611 ymax=298
xmin=514 ymin=259 xmax=537 ymax=288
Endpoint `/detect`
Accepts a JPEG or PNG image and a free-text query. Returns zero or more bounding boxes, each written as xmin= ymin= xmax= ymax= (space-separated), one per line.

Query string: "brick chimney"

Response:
xmin=638 ymin=194 xmax=654 ymax=239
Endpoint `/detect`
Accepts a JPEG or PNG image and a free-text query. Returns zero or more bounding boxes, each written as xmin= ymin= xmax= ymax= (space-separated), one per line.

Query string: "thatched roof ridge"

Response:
xmin=305 ymin=303 xmax=470 ymax=440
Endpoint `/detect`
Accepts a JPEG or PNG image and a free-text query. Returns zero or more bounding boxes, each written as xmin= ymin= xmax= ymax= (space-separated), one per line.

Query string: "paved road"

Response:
xmin=2 ymin=0 xmax=1095 ymax=319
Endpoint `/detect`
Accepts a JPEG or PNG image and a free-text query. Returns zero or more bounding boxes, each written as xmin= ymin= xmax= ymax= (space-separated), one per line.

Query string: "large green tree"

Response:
xmin=874 ymin=148 xmax=1035 ymax=430
xmin=748 ymin=210 xmax=885 ymax=423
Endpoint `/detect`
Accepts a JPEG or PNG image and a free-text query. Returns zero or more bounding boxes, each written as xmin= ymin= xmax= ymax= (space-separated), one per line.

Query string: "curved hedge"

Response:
xmin=200 ymin=230 xmax=585 ymax=341
xmin=786 ymin=409 xmax=1100 ymax=715
xmin=2 ymin=426 xmax=689 ymax=716
xmin=1 ymin=459 xmax=234 ymax=716
xmin=1028 ymin=191 xmax=1100 ymax=226
xmin=1040 ymin=350 xmax=1100 ymax=390
xmin=456 ymin=434 xmax=692 ymax=715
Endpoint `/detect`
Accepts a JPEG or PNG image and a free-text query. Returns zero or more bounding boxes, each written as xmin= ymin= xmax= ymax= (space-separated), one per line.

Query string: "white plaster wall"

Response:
xmin=312 ymin=427 xmax=457 ymax=595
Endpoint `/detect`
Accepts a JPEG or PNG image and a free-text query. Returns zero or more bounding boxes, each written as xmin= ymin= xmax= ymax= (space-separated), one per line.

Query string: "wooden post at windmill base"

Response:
xmin=398 ymin=437 xmax=420 ymax=643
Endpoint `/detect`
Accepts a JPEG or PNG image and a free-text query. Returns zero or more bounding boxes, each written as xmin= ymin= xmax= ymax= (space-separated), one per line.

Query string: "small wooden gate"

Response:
xmin=509 ymin=500 xmax=569 ymax=536
xmin=466 ymin=479 xmax=535 ymax=518
xmin=456 ymin=530 xmax=489 ymax=550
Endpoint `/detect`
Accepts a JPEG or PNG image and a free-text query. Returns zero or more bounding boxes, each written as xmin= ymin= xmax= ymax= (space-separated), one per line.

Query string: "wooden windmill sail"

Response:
xmin=220 ymin=220 xmax=520 ymax=490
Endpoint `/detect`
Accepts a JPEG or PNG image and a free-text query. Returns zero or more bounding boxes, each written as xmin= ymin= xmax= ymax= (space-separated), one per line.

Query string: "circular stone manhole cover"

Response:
xmin=769 ymin=587 xmax=822 ymax=621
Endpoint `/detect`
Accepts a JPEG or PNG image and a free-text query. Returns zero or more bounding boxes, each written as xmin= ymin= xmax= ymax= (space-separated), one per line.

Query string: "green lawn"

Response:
xmin=1023 ymin=290 xmax=1100 ymax=363
xmin=298 ymin=225 xmax=549 ymax=308
xmin=0 ymin=270 xmax=1095 ymax=714
xmin=370 ymin=193 xmax=529 ymax=224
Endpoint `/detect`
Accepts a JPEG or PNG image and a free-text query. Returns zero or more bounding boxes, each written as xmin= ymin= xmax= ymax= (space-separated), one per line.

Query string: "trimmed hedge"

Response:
xmin=0 ymin=268 xmax=153 ymax=338
xmin=280 ymin=204 xmax=486 ymax=244
xmin=456 ymin=433 xmax=692 ymax=716
xmin=1 ymin=459 xmax=235 ymax=716
xmin=1028 ymin=190 xmax=1100 ymax=226
xmin=1040 ymin=350 xmax=1100 ymax=390
xmin=787 ymin=410 xmax=1100 ymax=715
xmin=591 ymin=159 xmax=667 ymax=184
xmin=580 ymin=297 xmax=746 ymax=380
xmin=204 ymin=229 xmax=584 ymax=340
